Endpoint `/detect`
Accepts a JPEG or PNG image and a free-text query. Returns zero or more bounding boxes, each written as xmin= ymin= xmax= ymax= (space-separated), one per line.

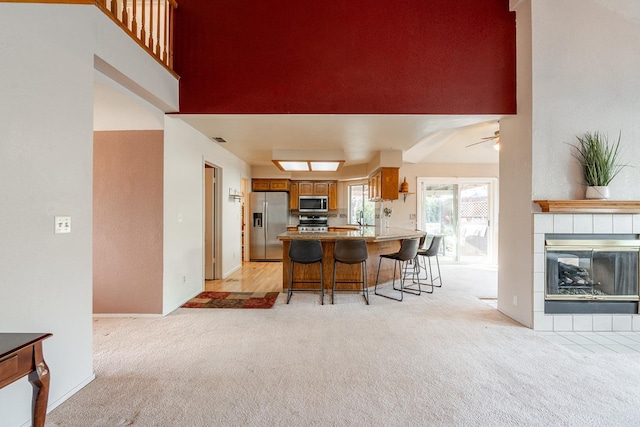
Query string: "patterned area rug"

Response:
xmin=182 ymin=291 xmax=280 ymax=309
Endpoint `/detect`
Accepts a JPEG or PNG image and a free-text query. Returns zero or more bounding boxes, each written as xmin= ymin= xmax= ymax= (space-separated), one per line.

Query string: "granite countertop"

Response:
xmin=278 ymin=226 xmax=425 ymax=242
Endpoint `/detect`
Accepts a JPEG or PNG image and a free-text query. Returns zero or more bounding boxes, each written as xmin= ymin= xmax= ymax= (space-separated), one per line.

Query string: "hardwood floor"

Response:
xmin=205 ymin=262 xmax=283 ymax=292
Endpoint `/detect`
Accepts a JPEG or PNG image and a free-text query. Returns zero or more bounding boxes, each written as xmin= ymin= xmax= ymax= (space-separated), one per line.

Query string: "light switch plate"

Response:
xmin=55 ymin=216 xmax=71 ymax=234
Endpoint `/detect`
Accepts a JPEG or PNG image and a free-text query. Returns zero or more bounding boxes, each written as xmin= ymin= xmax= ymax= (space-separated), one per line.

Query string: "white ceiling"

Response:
xmin=95 ymin=82 xmax=504 ymax=167
xmin=176 ymin=114 xmax=503 ymax=167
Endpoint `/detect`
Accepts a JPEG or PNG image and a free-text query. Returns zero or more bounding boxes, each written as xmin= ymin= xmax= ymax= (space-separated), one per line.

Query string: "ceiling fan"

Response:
xmin=465 ymin=130 xmax=500 ymax=150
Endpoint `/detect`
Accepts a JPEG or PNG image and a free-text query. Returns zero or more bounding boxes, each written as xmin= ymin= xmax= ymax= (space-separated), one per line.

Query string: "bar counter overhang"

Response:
xmin=278 ymin=227 xmax=425 ymax=291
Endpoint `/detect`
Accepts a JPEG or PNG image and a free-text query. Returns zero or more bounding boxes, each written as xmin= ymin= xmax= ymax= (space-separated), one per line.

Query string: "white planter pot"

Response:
xmin=585 ymin=186 xmax=610 ymax=199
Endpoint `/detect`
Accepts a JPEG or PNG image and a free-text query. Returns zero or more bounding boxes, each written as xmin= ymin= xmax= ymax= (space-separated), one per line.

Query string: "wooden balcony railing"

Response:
xmin=95 ymin=0 xmax=178 ymax=75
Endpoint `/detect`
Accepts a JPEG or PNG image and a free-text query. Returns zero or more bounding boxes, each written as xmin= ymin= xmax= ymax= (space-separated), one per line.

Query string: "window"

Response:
xmin=417 ymin=178 xmax=498 ymax=264
xmin=348 ymin=183 xmax=376 ymax=226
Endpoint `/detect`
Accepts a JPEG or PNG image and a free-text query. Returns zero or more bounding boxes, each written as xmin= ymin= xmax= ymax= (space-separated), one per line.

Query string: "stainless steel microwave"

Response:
xmin=299 ymin=196 xmax=328 ymax=212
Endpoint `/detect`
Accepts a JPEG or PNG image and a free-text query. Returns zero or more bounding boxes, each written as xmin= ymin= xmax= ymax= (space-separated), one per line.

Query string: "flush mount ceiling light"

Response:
xmin=272 ymin=150 xmax=345 ymax=172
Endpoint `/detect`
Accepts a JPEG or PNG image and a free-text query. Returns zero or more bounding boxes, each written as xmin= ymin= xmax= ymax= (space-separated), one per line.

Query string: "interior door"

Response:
xmin=204 ymin=167 xmax=216 ymax=279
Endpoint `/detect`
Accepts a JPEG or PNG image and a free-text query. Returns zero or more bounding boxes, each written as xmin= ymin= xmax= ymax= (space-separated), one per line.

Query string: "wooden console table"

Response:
xmin=0 ymin=333 xmax=52 ymax=427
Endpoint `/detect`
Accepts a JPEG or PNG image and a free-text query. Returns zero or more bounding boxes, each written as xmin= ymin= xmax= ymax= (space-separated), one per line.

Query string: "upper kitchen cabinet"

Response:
xmin=289 ymin=182 xmax=299 ymax=210
xmin=290 ymin=180 xmax=338 ymax=210
xmin=328 ymin=181 xmax=337 ymax=210
xmin=296 ymin=181 xmax=329 ymax=196
xmin=368 ymin=168 xmax=399 ymax=201
xmin=313 ymin=182 xmax=329 ymax=195
xmin=251 ymin=179 xmax=290 ymax=192
xmin=297 ymin=181 xmax=314 ymax=195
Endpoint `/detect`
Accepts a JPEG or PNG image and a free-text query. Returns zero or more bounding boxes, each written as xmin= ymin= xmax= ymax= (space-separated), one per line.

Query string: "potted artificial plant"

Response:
xmin=383 ymin=206 xmax=392 ymax=228
xmin=570 ymin=131 xmax=627 ymax=199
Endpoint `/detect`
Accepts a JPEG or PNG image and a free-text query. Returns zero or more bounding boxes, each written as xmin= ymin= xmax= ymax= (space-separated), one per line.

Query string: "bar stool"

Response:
xmin=332 ymin=239 xmax=369 ymax=305
xmin=287 ymin=239 xmax=325 ymax=305
xmin=416 ymin=235 xmax=443 ymax=289
xmin=374 ymin=238 xmax=420 ymax=301
xmin=403 ymin=233 xmax=433 ymax=294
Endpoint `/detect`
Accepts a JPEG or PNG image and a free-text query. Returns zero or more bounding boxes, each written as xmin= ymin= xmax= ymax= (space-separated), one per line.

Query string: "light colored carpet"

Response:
xmin=47 ymin=265 xmax=640 ymax=426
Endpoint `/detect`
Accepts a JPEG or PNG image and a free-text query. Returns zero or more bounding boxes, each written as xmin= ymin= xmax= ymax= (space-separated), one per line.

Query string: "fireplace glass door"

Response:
xmin=545 ymin=238 xmax=640 ymax=301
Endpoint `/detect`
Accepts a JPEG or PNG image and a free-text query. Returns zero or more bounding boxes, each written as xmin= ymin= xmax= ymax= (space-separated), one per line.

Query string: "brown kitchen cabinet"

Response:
xmin=289 ymin=182 xmax=299 ymax=210
xmin=270 ymin=180 xmax=290 ymax=191
xmin=368 ymin=167 xmax=399 ymax=201
xmin=298 ymin=181 xmax=314 ymax=195
xmin=290 ymin=180 xmax=338 ymax=210
xmin=368 ymin=175 xmax=379 ymax=201
xmin=295 ymin=181 xmax=330 ymax=196
xmin=313 ymin=182 xmax=329 ymax=195
xmin=328 ymin=182 xmax=337 ymax=210
xmin=251 ymin=179 xmax=290 ymax=192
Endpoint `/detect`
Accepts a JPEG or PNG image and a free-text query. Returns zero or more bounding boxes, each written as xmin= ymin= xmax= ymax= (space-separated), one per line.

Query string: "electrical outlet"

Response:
xmin=182 ymin=276 xmax=187 ymax=284
xmin=54 ymin=216 xmax=71 ymax=234
xmin=512 ymin=295 xmax=518 ymax=306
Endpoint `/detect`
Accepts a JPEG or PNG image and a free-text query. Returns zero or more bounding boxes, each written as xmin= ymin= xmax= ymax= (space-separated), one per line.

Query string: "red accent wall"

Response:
xmin=175 ymin=0 xmax=516 ymax=114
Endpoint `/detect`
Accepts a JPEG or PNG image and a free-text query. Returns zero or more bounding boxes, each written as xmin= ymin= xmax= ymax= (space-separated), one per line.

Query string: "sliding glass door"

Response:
xmin=417 ymin=178 xmax=497 ymax=264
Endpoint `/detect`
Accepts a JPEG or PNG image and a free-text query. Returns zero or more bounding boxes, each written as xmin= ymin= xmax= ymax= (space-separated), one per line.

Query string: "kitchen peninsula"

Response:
xmin=278 ymin=227 xmax=425 ymax=291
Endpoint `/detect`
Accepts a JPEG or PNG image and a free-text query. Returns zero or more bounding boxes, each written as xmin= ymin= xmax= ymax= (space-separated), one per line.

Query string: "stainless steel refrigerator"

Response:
xmin=250 ymin=192 xmax=289 ymax=261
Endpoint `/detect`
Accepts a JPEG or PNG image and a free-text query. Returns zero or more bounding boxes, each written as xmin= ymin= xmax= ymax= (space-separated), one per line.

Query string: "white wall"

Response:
xmin=0 ymin=3 xmax=180 ymax=425
xmin=0 ymin=5 xmax=96 ymax=426
xmin=500 ymin=0 xmax=640 ymax=328
xmin=163 ymin=117 xmax=251 ymax=315
xmin=498 ymin=0 xmax=534 ymax=327
xmin=531 ymin=0 xmax=640 ymax=200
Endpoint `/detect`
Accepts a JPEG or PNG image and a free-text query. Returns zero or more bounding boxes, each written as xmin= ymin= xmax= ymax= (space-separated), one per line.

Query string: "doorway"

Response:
xmin=204 ymin=163 xmax=222 ymax=280
xmin=417 ymin=178 xmax=498 ymax=264
xmin=241 ymin=178 xmax=248 ymax=261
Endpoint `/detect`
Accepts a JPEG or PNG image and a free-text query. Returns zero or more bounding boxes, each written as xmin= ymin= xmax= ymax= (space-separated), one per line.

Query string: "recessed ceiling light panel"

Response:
xmin=309 ymin=161 xmax=341 ymax=171
xmin=275 ymin=161 xmax=310 ymax=171
xmin=273 ymin=159 xmax=345 ymax=172
xmin=272 ymin=150 xmax=345 ymax=172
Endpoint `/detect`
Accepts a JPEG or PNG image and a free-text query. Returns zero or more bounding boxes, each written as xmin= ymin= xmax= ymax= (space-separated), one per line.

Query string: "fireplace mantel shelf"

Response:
xmin=534 ymin=200 xmax=640 ymax=214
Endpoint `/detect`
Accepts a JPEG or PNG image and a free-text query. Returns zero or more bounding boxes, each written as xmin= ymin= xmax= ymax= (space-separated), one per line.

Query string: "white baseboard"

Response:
xmin=93 ymin=313 xmax=163 ymax=318
xmin=163 ymin=289 xmax=203 ymax=316
xmin=223 ymin=264 xmax=242 ymax=278
xmin=20 ymin=373 xmax=97 ymax=427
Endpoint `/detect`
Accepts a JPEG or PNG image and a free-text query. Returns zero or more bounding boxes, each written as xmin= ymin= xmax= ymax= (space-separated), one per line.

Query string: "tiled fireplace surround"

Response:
xmin=533 ymin=212 xmax=640 ymax=331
